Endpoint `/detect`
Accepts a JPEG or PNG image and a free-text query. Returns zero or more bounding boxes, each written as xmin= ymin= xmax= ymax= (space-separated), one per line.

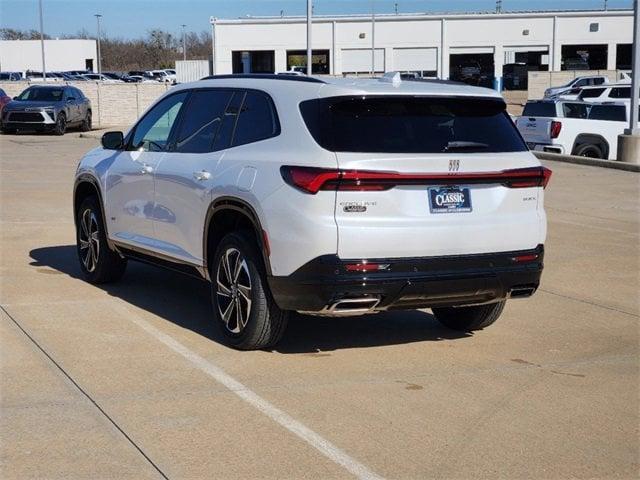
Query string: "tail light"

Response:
xmin=550 ymin=121 xmax=562 ymax=139
xmin=281 ymin=166 xmax=553 ymax=193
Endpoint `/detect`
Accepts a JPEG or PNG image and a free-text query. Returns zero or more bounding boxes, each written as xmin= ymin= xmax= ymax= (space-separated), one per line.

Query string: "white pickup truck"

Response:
xmin=516 ymin=102 xmax=630 ymax=159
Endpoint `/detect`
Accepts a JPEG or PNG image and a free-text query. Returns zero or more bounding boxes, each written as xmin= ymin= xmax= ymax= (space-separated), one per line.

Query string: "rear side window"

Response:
xmin=300 ymin=96 xmax=527 ymax=153
xmin=580 ymin=88 xmax=606 ymax=99
xmin=174 ymin=89 xmax=233 ymax=153
xmin=609 ymin=87 xmax=631 ymax=99
xmin=522 ymin=102 xmax=556 ymax=117
xmin=562 ymin=103 xmax=588 ymax=119
xmin=232 ymin=91 xmax=280 ymax=147
xmin=593 ymin=78 xmax=606 ymax=85
xmin=588 ymin=105 xmax=626 ymax=122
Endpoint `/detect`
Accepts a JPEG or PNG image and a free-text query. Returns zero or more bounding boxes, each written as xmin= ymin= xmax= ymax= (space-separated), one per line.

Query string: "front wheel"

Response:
xmin=211 ymin=232 xmax=288 ymax=350
xmin=53 ymin=112 xmax=66 ymax=136
xmin=432 ymin=301 xmax=506 ymax=332
xmin=81 ymin=111 xmax=92 ymax=132
xmin=76 ymin=196 xmax=127 ymax=283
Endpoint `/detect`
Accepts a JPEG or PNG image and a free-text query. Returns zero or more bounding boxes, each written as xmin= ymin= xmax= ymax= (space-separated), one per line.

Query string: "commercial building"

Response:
xmin=209 ymin=9 xmax=633 ymax=86
xmin=0 ymin=39 xmax=97 ymax=73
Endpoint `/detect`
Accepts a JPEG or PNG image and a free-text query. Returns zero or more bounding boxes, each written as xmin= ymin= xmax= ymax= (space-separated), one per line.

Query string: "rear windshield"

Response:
xmin=522 ymin=102 xmax=556 ymax=117
xmin=588 ymin=105 xmax=627 ymax=122
xmin=300 ymin=96 xmax=527 ymax=153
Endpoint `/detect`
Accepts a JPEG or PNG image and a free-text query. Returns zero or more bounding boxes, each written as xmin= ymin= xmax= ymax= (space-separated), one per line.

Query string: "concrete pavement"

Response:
xmin=1 ymin=132 xmax=638 ymax=479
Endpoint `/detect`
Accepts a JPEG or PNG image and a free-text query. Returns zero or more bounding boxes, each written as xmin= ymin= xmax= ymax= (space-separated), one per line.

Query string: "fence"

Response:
xmin=0 ymin=81 xmax=172 ymax=128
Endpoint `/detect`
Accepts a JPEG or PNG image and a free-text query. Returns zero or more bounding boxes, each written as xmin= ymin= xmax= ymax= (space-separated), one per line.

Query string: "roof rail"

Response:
xmin=200 ymin=73 xmax=325 ymax=84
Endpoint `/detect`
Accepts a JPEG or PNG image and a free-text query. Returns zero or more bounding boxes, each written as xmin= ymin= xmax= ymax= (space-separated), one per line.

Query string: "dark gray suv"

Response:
xmin=1 ymin=85 xmax=92 ymax=135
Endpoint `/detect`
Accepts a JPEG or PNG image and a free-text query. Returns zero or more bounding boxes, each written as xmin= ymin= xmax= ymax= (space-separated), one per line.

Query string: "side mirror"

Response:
xmin=101 ymin=131 xmax=124 ymax=150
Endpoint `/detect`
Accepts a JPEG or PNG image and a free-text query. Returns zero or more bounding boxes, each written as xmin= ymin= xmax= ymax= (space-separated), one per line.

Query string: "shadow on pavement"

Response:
xmin=29 ymin=245 xmax=471 ymax=353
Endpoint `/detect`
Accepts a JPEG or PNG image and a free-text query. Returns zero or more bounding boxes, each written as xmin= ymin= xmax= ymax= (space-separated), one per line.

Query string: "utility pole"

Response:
xmin=94 ymin=14 xmax=102 ymax=75
xmin=181 ymin=24 xmax=187 ymax=61
xmin=395 ymin=3 xmax=398 ymax=15
xmin=496 ymin=0 xmax=502 ymax=13
xmin=38 ymin=0 xmax=46 ymax=81
xmin=306 ymin=0 xmax=312 ymax=75
xmin=604 ymin=0 xmax=608 ymax=10
xmin=371 ymin=1 xmax=376 ymax=76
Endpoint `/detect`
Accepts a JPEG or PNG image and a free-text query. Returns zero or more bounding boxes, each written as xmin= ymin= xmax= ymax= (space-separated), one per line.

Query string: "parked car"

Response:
xmin=128 ymin=75 xmax=158 ymax=84
xmin=73 ymin=73 xmax=550 ymax=350
xmin=520 ymin=99 xmax=589 ymax=120
xmin=0 ymin=72 xmax=22 ymax=81
xmin=516 ymin=102 xmax=630 ymax=159
xmin=0 ymin=89 xmax=11 ymax=115
xmin=1 ymin=85 xmax=92 ymax=135
xmin=576 ymin=83 xmax=634 ymax=103
xmin=82 ymin=73 xmax=124 ymax=84
xmin=544 ymin=75 xmax=608 ymax=99
xmin=163 ymin=69 xmax=177 ymax=83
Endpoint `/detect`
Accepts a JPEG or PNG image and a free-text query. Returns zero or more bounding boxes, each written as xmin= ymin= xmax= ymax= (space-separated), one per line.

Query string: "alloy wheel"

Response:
xmin=216 ymin=247 xmax=252 ymax=334
xmin=79 ymin=209 xmax=100 ymax=272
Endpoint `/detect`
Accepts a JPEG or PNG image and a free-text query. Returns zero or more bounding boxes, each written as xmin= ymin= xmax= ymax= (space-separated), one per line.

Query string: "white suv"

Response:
xmin=73 ymin=73 xmax=551 ymax=350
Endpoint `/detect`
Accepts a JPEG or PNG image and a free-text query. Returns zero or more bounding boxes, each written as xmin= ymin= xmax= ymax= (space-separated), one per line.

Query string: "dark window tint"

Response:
xmin=213 ymin=92 xmax=244 ymax=151
xmin=17 ymin=87 xmax=64 ymax=101
xmin=174 ymin=90 xmax=233 ymax=153
xmin=588 ymin=105 xmax=627 ymax=122
xmin=562 ymin=103 xmax=588 ymax=119
xmin=574 ymin=79 xmax=589 ymax=87
xmin=0 ymin=89 xmax=6 ymax=96
xmin=232 ymin=91 xmax=279 ymax=147
xmin=130 ymin=92 xmax=188 ymax=152
xmin=609 ymin=87 xmax=631 ymax=99
xmin=522 ymin=102 xmax=556 ymax=117
xmin=300 ymin=96 xmax=527 ymax=153
xmin=593 ymin=77 xmax=606 ymax=85
xmin=579 ymin=88 xmax=606 ymax=99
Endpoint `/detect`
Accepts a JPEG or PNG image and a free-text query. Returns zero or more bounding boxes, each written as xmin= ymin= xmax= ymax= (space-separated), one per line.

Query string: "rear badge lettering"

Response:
xmin=340 ymin=201 xmax=376 ymax=213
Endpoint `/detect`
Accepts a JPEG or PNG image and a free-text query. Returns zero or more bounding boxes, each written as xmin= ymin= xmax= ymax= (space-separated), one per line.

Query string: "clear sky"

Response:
xmin=0 ymin=0 xmax=634 ymax=38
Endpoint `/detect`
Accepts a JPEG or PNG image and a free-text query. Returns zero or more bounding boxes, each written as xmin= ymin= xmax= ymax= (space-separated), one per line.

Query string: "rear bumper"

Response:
xmin=268 ymin=245 xmax=544 ymax=313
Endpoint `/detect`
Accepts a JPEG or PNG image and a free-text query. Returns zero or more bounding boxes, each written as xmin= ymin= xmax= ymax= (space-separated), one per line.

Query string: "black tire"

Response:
xmin=76 ymin=196 xmax=127 ymax=283
xmin=81 ymin=111 xmax=92 ymax=132
xmin=574 ymin=143 xmax=603 ymax=159
xmin=432 ymin=300 xmax=506 ymax=332
xmin=210 ymin=231 xmax=288 ymax=350
xmin=54 ymin=112 xmax=66 ymax=136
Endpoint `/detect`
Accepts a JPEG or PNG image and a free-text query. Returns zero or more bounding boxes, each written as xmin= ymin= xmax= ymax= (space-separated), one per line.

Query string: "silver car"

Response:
xmin=1 ymin=85 xmax=92 ymax=135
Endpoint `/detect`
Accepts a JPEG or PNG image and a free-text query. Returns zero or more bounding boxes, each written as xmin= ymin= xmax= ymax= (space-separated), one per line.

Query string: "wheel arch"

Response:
xmin=203 ymin=197 xmax=272 ymax=278
xmin=73 ymin=174 xmax=114 ymax=248
xmin=571 ymin=134 xmax=609 ymax=159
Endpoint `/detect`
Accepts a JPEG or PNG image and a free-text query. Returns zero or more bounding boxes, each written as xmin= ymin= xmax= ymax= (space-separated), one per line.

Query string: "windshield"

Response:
xmin=17 ymin=88 xmax=64 ymax=102
xmin=300 ymin=96 xmax=527 ymax=153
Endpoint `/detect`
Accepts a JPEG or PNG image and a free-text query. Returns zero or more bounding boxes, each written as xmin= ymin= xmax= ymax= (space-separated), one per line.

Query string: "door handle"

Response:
xmin=193 ymin=170 xmax=211 ymax=181
xmin=140 ymin=163 xmax=153 ymax=174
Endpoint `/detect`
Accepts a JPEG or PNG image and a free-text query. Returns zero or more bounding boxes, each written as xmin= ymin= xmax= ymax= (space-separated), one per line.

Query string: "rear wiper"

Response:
xmin=442 ymin=141 xmax=489 ymax=152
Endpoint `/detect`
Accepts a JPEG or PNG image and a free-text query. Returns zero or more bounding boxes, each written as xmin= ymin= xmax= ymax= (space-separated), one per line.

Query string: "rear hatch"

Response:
xmin=516 ymin=101 xmax=557 ymax=145
xmin=298 ymin=95 xmax=549 ymax=260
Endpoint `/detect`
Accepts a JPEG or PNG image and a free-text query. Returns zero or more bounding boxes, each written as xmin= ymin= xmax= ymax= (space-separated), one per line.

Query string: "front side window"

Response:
xmin=575 ymin=79 xmax=589 ymax=87
xmin=593 ymin=78 xmax=606 ymax=85
xmin=174 ymin=89 xmax=234 ymax=153
xmin=130 ymin=92 xmax=188 ymax=152
xmin=301 ymin=96 xmax=527 ymax=153
xmin=232 ymin=91 xmax=280 ymax=147
xmin=579 ymin=88 xmax=606 ymax=99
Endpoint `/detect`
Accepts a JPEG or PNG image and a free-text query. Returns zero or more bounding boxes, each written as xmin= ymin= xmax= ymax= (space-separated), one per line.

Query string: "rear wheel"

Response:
xmin=574 ymin=143 xmax=603 ymax=159
xmin=81 ymin=111 xmax=92 ymax=132
xmin=432 ymin=300 xmax=506 ymax=332
xmin=54 ymin=112 xmax=66 ymax=136
xmin=210 ymin=231 xmax=288 ymax=350
xmin=76 ymin=196 xmax=127 ymax=283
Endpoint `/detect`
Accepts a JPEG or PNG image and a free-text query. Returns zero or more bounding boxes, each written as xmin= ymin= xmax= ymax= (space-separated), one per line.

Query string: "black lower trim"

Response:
xmin=268 ymin=245 xmax=544 ymax=312
xmin=114 ymin=242 xmax=206 ymax=280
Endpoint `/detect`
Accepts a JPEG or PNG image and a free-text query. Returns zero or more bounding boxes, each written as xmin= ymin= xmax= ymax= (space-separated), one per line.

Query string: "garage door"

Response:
xmin=342 ymin=48 xmax=385 ymax=73
xmin=393 ymin=48 xmax=437 ymax=72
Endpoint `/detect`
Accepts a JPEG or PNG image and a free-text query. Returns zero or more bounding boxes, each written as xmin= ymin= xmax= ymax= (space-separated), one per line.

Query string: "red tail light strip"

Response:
xmin=281 ymin=166 xmax=552 ymax=194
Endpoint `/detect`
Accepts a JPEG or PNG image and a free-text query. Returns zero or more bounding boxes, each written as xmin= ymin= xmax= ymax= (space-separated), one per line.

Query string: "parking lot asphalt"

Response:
xmin=1 ymin=132 xmax=638 ymax=479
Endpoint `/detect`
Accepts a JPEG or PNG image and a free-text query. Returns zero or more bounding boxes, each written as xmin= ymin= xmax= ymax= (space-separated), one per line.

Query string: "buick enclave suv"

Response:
xmin=73 ymin=73 xmax=550 ymax=350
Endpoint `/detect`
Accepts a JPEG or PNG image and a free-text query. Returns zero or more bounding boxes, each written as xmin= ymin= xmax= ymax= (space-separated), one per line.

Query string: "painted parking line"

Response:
xmin=111 ymin=301 xmax=385 ymax=480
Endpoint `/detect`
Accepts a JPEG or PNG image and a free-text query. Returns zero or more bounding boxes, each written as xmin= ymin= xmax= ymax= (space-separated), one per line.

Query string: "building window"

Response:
xmin=561 ymin=44 xmax=608 ymax=70
xmin=286 ymin=50 xmax=330 ymax=74
xmin=589 ymin=23 xmax=599 ymax=32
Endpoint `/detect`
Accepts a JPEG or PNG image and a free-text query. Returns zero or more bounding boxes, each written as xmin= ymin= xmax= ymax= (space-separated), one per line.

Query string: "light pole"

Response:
xmin=182 ymin=24 xmax=187 ymax=61
xmin=94 ymin=14 xmax=102 ymax=75
xmin=371 ymin=1 xmax=376 ymax=76
xmin=618 ymin=0 xmax=639 ymax=162
xmin=38 ymin=0 xmax=46 ymax=81
xmin=307 ymin=0 xmax=312 ymax=75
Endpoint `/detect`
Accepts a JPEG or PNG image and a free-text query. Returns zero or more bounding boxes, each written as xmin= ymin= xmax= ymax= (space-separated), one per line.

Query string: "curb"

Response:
xmin=534 ymin=152 xmax=640 ymax=173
